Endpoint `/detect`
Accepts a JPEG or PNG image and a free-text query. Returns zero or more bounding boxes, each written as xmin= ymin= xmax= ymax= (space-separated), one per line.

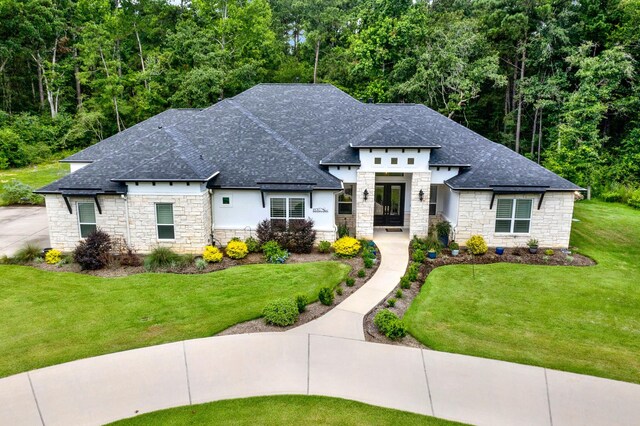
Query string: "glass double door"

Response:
xmin=374 ymin=183 xmax=405 ymax=226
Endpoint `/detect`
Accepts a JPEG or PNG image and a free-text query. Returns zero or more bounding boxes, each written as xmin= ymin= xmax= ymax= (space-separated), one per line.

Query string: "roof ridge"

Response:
xmin=227 ymin=100 xmax=340 ymax=185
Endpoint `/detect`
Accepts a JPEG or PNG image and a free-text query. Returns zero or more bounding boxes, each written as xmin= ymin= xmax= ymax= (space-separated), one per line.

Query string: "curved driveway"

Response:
xmin=1 ymin=230 xmax=639 ymax=426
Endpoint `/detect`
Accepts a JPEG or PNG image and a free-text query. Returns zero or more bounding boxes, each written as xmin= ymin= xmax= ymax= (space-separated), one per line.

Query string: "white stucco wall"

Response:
xmin=358 ymin=149 xmax=430 ymax=172
xmin=211 ymin=189 xmax=338 ymax=245
xmin=440 ymin=186 xmax=460 ymax=227
xmin=430 ymin=167 xmax=459 ymax=184
xmin=69 ymin=162 xmax=92 ymax=173
xmin=327 ymin=166 xmax=357 ymax=183
xmin=455 ymin=191 xmax=575 ymax=248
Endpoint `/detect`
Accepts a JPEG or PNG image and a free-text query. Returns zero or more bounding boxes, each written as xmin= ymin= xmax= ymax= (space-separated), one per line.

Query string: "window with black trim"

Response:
xmin=338 ymin=185 xmax=353 ymax=215
xmin=156 ymin=203 xmax=175 ymax=239
xmin=390 ymin=157 xmax=398 ymax=164
xmin=407 ymin=158 xmax=415 ymax=165
xmin=429 ymin=186 xmax=437 ymax=215
xmin=495 ymin=199 xmax=532 ymax=233
xmin=374 ymin=157 xmax=381 ymax=164
xmin=77 ymin=202 xmax=97 ymax=238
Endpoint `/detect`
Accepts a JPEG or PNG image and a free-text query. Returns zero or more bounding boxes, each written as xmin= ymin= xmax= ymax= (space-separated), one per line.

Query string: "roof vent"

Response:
xmin=199 ymin=154 xmax=204 ymax=160
xmin=158 ymin=126 xmax=162 ymax=129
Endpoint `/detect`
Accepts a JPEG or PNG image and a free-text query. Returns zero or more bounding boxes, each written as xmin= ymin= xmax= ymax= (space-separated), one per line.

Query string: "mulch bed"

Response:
xmin=364 ymin=247 xmax=596 ymax=348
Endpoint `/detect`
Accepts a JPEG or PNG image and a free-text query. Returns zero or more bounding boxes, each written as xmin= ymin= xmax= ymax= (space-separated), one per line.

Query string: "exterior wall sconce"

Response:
xmin=419 ymin=189 xmax=424 ymax=202
xmin=363 ymin=189 xmax=369 ymax=201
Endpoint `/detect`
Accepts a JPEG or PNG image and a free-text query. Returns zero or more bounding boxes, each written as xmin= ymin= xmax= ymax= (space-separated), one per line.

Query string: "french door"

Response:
xmin=374 ymin=183 xmax=405 ymax=226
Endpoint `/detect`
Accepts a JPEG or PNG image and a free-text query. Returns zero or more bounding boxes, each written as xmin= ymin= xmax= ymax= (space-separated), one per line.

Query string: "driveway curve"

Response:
xmin=1 ymin=230 xmax=639 ymax=426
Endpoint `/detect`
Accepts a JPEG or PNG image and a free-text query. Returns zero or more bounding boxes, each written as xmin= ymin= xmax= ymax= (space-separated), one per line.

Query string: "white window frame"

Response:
xmin=495 ymin=198 xmax=533 ymax=234
xmin=269 ymin=196 xmax=306 ymax=221
xmin=77 ymin=202 xmax=97 ymax=238
xmin=155 ymin=203 xmax=175 ymax=240
xmin=337 ymin=185 xmax=354 ymax=215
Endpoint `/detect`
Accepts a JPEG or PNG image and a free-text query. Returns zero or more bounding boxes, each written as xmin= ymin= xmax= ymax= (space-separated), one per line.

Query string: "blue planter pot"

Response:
xmin=428 ymin=251 xmax=437 ymax=259
xmin=496 ymin=247 xmax=504 ymax=255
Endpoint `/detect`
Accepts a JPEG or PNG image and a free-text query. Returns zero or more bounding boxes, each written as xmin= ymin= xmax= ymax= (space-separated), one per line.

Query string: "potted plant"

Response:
xmin=427 ymin=249 xmax=437 ymax=259
xmin=436 ymin=221 xmax=452 ymax=247
xmin=496 ymin=247 xmax=504 ymax=255
xmin=527 ymin=238 xmax=539 ymax=254
xmin=449 ymin=241 xmax=459 ymax=256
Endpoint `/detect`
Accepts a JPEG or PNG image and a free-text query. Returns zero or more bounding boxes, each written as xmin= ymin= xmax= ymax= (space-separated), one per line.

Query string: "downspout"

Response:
xmin=208 ymin=189 xmax=215 ymax=245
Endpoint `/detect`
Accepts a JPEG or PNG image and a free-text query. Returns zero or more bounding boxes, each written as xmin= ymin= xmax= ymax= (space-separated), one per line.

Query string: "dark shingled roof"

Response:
xmin=37 ymin=84 xmax=581 ymax=194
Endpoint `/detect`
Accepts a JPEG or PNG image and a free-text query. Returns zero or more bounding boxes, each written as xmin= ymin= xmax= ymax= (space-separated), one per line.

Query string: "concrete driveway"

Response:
xmin=0 ymin=206 xmax=49 ymax=257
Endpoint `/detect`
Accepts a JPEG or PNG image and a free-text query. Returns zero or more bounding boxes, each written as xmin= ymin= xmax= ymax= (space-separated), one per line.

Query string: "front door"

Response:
xmin=374 ymin=183 xmax=405 ymax=226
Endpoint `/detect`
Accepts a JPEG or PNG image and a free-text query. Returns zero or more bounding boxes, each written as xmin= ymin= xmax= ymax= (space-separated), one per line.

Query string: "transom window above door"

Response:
xmin=495 ymin=199 xmax=532 ymax=233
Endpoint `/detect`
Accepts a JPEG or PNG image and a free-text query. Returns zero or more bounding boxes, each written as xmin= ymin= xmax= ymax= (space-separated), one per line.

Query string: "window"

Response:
xmin=495 ymin=199 xmax=532 ymax=233
xmin=221 ymin=195 xmax=231 ymax=206
xmin=77 ymin=202 xmax=97 ymax=238
xmin=156 ymin=203 xmax=175 ymax=239
xmin=338 ymin=185 xmax=353 ymax=215
xmin=270 ymin=197 xmax=305 ymax=220
xmin=407 ymin=158 xmax=415 ymax=165
xmin=429 ymin=186 xmax=437 ymax=215
xmin=374 ymin=157 xmax=381 ymax=164
xmin=390 ymin=157 xmax=398 ymax=165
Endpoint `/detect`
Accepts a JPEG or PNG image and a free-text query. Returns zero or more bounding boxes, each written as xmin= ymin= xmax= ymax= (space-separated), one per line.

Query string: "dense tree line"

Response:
xmin=1 ymin=0 xmax=639 ymax=195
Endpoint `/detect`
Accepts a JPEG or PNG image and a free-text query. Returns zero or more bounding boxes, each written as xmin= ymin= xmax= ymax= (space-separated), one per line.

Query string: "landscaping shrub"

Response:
xmin=319 ymin=287 xmax=334 ymax=306
xmin=74 ymin=230 xmax=112 ymax=270
xmin=337 ymin=221 xmax=349 ymax=238
xmin=262 ymin=240 xmax=290 ymax=263
xmin=406 ymin=262 xmax=420 ymax=282
xmin=357 ymin=268 xmax=365 ymax=278
xmin=12 ymin=243 xmax=42 ymax=264
xmin=336 ymin=285 xmax=344 ymax=296
xmin=256 ymin=218 xmax=316 ymax=253
xmin=317 ymin=240 xmax=331 ymax=253
xmin=44 ymin=249 xmax=61 ymax=265
xmin=244 ymin=236 xmax=261 ymax=253
xmin=412 ymin=248 xmax=426 ymax=263
xmin=226 ymin=240 xmax=249 ymax=259
xmin=374 ymin=310 xmax=407 ymax=340
xmin=1 ymin=180 xmax=43 ymax=205
xmin=363 ymin=257 xmax=374 ymax=269
xmin=400 ymin=276 xmax=411 ymax=289
xmin=262 ymin=298 xmax=299 ymax=326
xmin=395 ymin=289 xmax=403 ymax=298
xmin=113 ymin=237 xmax=141 ymax=267
xmin=465 ymin=235 xmax=488 ymax=255
xmin=203 ymin=245 xmax=223 ymax=263
xmin=545 ymin=249 xmax=554 ymax=256
xmin=332 ymin=236 xmax=361 ymax=258
xmin=295 ymin=294 xmax=308 ymax=313
xmin=387 ymin=298 xmax=396 ymax=307
xmin=144 ymin=246 xmax=183 ymax=271
xmin=361 ymin=245 xmax=375 ymax=260
xmin=195 ymin=258 xmax=207 ymax=271
xmin=345 ymin=277 xmax=355 ymax=287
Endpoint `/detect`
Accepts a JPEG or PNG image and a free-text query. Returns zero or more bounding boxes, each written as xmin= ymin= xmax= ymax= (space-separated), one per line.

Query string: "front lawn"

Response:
xmin=109 ymin=395 xmax=462 ymax=425
xmin=0 ymin=160 xmax=69 ymax=205
xmin=0 ymin=262 xmax=349 ymax=377
xmin=405 ymin=200 xmax=640 ymax=383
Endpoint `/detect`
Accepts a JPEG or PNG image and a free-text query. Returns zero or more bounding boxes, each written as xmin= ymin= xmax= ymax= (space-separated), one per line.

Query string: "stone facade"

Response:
xmin=126 ymin=191 xmax=211 ymax=253
xmin=409 ymin=172 xmax=432 ymax=238
xmin=45 ymin=195 xmax=128 ymax=252
xmin=355 ymin=171 xmax=376 ymax=239
xmin=455 ymin=191 xmax=575 ymax=248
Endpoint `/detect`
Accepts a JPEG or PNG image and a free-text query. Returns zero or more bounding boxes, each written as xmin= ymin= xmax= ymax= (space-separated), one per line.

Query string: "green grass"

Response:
xmin=0 ymin=261 xmax=349 ymax=378
xmin=405 ymin=200 xmax=640 ymax=383
xmin=109 ymin=395 xmax=463 ymax=425
xmin=0 ymin=160 xmax=69 ymax=205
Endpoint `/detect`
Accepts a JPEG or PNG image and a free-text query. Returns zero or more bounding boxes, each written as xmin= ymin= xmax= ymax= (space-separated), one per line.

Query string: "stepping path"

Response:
xmin=2 ymin=230 xmax=640 ymax=425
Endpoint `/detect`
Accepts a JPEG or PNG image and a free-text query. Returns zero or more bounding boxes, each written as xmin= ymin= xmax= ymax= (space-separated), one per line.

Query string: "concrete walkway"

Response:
xmin=0 ymin=206 xmax=49 ymax=256
xmin=2 ymin=229 xmax=640 ymax=425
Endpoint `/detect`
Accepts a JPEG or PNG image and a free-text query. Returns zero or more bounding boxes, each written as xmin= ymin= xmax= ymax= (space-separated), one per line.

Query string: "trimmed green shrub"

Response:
xmin=400 ymin=276 xmax=411 ymax=289
xmin=244 ymin=236 xmax=261 ymax=253
xmin=262 ymin=298 xmax=299 ymax=326
xmin=1 ymin=180 xmax=43 ymax=205
xmin=319 ymin=287 xmax=334 ymax=306
xmin=317 ymin=240 xmax=331 ymax=253
xmin=336 ymin=285 xmax=344 ymax=296
xmin=12 ymin=243 xmax=42 ymax=264
xmin=262 ymin=240 xmax=289 ymax=264
xmin=387 ymin=298 xmax=396 ymax=307
xmin=405 ymin=262 xmax=420 ymax=282
xmin=412 ymin=248 xmax=426 ymax=263
xmin=144 ymin=246 xmax=182 ymax=271
xmin=357 ymin=268 xmax=366 ymax=278
xmin=396 ymin=289 xmax=403 ymax=298
xmin=345 ymin=277 xmax=355 ymax=287
xmin=74 ymin=230 xmax=112 ymax=270
xmin=544 ymin=249 xmax=554 ymax=256
xmin=363 ymin=257 xmax=374 ymax=269
xmin=295 ymin=294 xmax=308 ymax=313
xmin=466 ymin=235 xmax=488 ymax=255
xmin=374 ymin=309 xmax=407 ymax=340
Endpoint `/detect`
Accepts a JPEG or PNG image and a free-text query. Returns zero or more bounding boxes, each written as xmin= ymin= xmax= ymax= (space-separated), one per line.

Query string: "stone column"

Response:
xmin=409 ymin=171 xmax=432 ymax=238
xmin=355 ymin=170 xmax=375 ymax=239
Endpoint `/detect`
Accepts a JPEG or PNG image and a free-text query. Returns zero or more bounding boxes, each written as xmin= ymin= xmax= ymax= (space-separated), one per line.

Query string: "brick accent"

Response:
xmin=355 ymin=171 xmax=375 ymax=239
xmin=455 ymin=191 xmax=575 ymax=248
xmin=409 ymin=172 xmax=432 ymax=238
